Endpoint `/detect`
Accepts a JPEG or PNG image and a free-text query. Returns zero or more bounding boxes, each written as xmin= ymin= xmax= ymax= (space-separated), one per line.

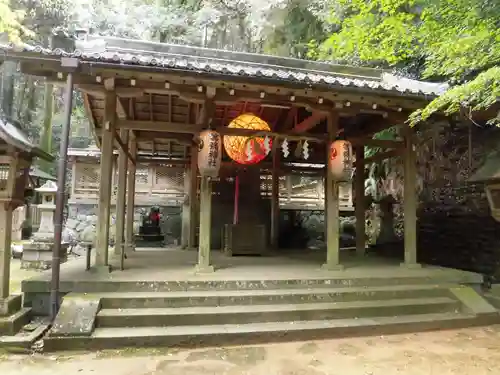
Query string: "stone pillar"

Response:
xmin=114 ymin=129 xmax=129 ymax=256
xmin=195 ymin=176 xmax=214 ymax=273
xmin=322 ymin=111 xmax=343 ymax=270
xmin=354 ymin=145 xmax=366 ymax=256
xmin=402 ymin=126 xmax=420 ymax=268
xmin=181 ymin=167 xmax=192 ymax=248
xmin=270 ymin=147 xmax=280 ymax=248
xmin=0 ymin=203 xmax=13 ymax=300
xmin=95 ymin=91 xmax=116 ymax=271
xmin=125 ymin=133 xmax=137 ymax=253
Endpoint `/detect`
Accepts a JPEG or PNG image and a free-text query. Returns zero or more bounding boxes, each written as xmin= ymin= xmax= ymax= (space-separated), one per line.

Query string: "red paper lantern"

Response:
xmin=223 ymin=113 xmax=272 ymax=165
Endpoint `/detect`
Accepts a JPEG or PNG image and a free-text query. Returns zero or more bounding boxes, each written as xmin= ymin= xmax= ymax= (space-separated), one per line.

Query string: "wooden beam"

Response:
xmin=76 ymin=83 xmax=145 ymax=98
xmin=348 ymin=138 xmax=404 ymax=149
xmin=292 ymin=112 xmax=326 ymax=133
xmin=77 ymin=66 xmax=427 ymax=109
xmin=116 ymin=98 xmax=128 ymax=119
xmin=117 ymin=120 xmax=328 ymax=142
xmin=113 ymin=129 xmax=135 ymax=165
xmin=75 ymin=79 xmax=403 ymax=117
xmin=82 ymin=93 xmax=100 ymax=147
xmin=356 ymin=148 xmax=403 ymax=166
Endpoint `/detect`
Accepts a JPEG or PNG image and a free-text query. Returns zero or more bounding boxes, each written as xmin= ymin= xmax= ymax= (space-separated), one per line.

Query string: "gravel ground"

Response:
xmin=1 ymin=326 xmax=500 ymax=375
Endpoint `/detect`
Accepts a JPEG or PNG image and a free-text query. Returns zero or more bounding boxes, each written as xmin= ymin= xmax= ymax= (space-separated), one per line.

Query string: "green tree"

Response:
xmin=0 ymin=0 xmax=31 ymax=42
xmin=316 ymin=0 xmax=500 ymax=125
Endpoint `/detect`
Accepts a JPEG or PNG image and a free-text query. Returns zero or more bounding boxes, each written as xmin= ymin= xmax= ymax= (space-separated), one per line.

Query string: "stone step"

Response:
xmin=28 ymin=272 xmax=480 ymax=294
xmin=99 ymin=284 xmax=456 ymax=309
xmin=96 ymin=297 xmax=460 ymax=328
xmin=0 ymin=308 xmax=32 ymax=336
xmin=43 ymin=312 xmax=495 ymax=351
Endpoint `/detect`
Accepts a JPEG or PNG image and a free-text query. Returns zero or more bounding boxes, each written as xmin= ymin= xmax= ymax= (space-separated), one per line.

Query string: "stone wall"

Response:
xmin=64 ymin=203 xmax=182 ymax=250
xmin=372 ymin=122 xmax=500 ymax=276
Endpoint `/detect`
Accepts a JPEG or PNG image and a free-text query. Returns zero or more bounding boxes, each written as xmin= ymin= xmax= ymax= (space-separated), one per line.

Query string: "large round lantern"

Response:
xmin=198 ymin=129 xmax=222 ymax=177
xmin=223 ymin=113 xmax=272 ymax=165
xmin=329 ymin=140 xmax=354 ymax=181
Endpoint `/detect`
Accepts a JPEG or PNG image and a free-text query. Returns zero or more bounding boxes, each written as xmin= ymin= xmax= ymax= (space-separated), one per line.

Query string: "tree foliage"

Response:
xmin=0 ymin=0 xmax=31 ymax=42
xmin=316 ymin=0 xmax=500 ymax=125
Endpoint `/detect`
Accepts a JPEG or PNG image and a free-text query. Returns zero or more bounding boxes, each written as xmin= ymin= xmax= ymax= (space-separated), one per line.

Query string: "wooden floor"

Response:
xmin=22 ymin=247 xmax=482 ymax=284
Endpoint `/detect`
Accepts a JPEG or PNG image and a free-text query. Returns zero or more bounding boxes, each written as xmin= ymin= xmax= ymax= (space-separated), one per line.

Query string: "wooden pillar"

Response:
xmin=188 ymin=146 xmax=198 ymax=249
xmin=355 ymin=146 xmax=366 ymax=256
xmin=0 ymin=204 xmax=13 ymax=300
xmin=95 ymin=91 xmax=116 ymax=271
xmin=181 ymin=166 xmax=192 ymax=248
xmin=402 ymin=127 xmax=420 ymax=268
xmin=322 ymin=111 xmax=343 ymax=270
xmin=114 ymin=129 xmax=129 ymax=257
xmin=125 ymin=133 xmax=137 ymax=253
xmin=270 ymin=146 xmax=280 ymax=248
xmin=196 ymin=176 xmax=214 ymax=273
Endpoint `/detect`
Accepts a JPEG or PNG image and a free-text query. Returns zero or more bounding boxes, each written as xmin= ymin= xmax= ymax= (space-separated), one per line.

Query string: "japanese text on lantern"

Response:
xmin=342 ymin=142 xmax=352 ymax=173
xmin=208 ymin=132 xmax=219 ymax=168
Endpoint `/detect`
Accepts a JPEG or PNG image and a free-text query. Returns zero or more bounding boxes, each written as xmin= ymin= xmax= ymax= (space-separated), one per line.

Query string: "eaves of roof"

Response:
xmin=0 ymin=39 xmax=448 ymax=98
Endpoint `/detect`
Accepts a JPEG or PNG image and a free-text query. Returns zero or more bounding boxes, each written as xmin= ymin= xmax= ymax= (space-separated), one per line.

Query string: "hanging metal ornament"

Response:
xmin=263 ymin=135 xmax=272 ymax=155
xmin=245 ymin=139 xmax=253 ymax=162
xmin=281 ymin=138 xmax=289 ymax=158
xmin=302 ymin=140 xmax=310 ymax=160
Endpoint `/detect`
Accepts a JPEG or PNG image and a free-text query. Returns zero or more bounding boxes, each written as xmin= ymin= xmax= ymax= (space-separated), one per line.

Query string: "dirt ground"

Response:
xmin=1 ymin=325 xmax=500 ymax=375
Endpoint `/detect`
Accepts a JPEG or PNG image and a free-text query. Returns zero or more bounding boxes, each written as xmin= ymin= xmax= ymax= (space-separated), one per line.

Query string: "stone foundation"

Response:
xmin=21 ymin=241 xmax=69 ymax=270
xmin=66 ymin=203 xmax=182 ymax=246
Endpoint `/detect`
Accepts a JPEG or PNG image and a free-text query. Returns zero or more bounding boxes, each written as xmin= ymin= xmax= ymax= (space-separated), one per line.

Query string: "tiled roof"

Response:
xmin=0 ymin=116 xmax=53 ymax=160
xmin=0 ymin=35 xmax=449 ymax=97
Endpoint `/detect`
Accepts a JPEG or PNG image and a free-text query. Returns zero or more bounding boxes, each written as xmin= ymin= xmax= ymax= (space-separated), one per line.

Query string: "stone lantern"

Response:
xmin=0 ymin=116 xmax=53 ymax=319
xmin=22 ymin=181 xmax=69 ymax=269
xmin=33 ymin=181 xmax=57 ymax=240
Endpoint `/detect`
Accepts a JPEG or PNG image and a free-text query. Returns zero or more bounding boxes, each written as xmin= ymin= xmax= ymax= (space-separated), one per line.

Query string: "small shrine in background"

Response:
xmin=0 ymin=116 xmax=52 ymax=329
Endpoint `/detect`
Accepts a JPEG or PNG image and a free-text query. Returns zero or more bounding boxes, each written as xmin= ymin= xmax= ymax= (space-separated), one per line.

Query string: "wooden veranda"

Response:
xmin=0 ymin=33 xmax=449 ymax=274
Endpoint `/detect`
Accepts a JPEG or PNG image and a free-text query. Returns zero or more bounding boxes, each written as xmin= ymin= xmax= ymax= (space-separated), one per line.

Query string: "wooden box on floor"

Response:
xmin=223 ymin=224 xmax=267 ymax=256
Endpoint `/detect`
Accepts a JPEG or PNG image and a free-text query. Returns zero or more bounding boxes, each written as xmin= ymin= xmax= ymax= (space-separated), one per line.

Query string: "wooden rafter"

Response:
xmin=82 ymin=93 xmax=100 ymax=147
xmin=292 ymin=112 xmax=326 ymax=133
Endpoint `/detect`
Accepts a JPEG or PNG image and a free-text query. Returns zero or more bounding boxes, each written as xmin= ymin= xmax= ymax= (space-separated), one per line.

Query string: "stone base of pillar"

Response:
xmin=91 ymin=265 xmax=112 ymax=274
xmin=400 ymin=262 xmax=422 ymax=269
xmin=125 ymin=242 xmax=135 ymax=253
xmin=0 ymin=294 xmax=22 ymax=317
xmin=21 ymin=242 xmax=69 ymax=270
xmin=321 ymin=263 xmax=345 ymax=271
xmin=194 ymin=264 xmax=215 ymax=274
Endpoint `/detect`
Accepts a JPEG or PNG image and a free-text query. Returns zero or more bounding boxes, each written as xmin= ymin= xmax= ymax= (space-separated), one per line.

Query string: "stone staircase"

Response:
xmin=0 ymin=295 xmax=31 ymax=336
xmin=41 ymin=276 xmax=500 ymax=351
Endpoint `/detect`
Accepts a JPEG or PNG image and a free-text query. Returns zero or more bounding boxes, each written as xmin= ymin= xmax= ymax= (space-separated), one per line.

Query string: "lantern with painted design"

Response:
xmin=223 ymin=113 xmax=272 ymax=165
xmin=329 ymin=140 xmax=354 ymax=181
xmin=197 ymin=129 xmax=222 ymax=177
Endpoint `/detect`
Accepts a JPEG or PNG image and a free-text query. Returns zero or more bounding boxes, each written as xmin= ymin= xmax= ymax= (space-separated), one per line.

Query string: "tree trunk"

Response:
xmin=1 ymin=61 xmax=16 ymax=118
